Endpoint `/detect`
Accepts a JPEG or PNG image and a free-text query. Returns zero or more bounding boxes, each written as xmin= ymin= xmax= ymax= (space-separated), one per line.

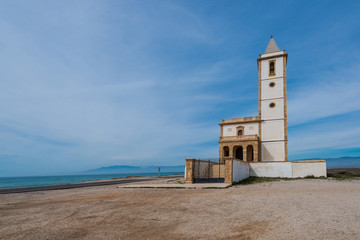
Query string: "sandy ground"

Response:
xmin=0 ymin=179 xmax=359 ymax=240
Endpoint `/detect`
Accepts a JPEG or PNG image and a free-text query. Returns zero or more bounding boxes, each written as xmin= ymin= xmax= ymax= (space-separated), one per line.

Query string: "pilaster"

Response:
xmin=224 ymin=157 xmax=233 ymax=184
xmin=185 ymin=158 xmax=195 ymax=184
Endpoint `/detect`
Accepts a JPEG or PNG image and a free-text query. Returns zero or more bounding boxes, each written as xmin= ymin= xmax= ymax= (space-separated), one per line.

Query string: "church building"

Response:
xmin=219 ymin=36 xmax=288 ymax=163
xmin=185 ymin=36 xmax=327 ymax=184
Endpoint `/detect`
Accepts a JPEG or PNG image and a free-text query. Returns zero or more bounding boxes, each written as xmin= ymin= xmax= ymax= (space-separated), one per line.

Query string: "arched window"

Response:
xmin=269 ymin=61 xmax=275 ymax=76
xmin=236 ymin=126 xmax=244 ymax=136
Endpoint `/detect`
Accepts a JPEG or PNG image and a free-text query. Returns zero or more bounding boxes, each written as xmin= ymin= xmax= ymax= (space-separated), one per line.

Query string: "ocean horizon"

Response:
xmin=0 ymin=172 xmax=184 ymax=189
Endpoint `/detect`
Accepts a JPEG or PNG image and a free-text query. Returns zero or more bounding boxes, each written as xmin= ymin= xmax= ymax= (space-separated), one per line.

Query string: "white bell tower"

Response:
xmin=258 ymin=36 xmax=288 ymax=162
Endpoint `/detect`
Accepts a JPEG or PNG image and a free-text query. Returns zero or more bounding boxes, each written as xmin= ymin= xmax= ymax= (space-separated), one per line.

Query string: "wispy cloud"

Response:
xmin=288 ymin=64 xmax=360 ymax=126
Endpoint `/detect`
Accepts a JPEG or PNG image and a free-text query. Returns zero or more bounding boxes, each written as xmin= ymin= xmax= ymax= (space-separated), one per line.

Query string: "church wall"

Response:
xmin=260 ymin=56 xmax=284 ymax=79
xmin=261 ymin=120 xmax=285 ymax=141
xmin=222 ymin=123 xmax=259 ymax=137
xmin=261 ymin=141 xmax=285 ymax=161
xmin=259 ymin=48 xmax=287 ymax=163
xmin=249 ymin=162 xmax=292 ymax=178
xmin=292 ymin=161 xmax=327 ymax=178
xmin=261 ymin=78 xmax=284 ymax=99
xmin=233 ymin=160 xmax=249 ymax=182
xmin=230 ymin=161 xmax=326 ymax=181
xmin=261 ymin=98 xmax=284 ymax=120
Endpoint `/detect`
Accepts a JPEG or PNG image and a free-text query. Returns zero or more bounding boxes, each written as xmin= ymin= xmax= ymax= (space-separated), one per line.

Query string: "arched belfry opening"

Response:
xmin=269 ymin=61 xmax=275 ymax=76
xmin=235 ymin=146 xmax=243 ymax=160
xmin=247 ymin=145 xmax=254 ymax=162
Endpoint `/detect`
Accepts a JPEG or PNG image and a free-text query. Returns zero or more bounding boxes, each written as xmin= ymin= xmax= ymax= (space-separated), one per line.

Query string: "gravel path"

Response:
xmin=0 ymin=179 xmax=359 ymax=239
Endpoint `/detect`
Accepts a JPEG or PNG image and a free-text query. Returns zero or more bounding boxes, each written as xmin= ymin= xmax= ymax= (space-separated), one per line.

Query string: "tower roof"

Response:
xmin=264 ymin=35 xmax=280 ymax=54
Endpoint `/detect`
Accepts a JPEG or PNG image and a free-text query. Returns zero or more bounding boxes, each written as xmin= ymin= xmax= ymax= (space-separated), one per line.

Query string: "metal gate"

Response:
xmin=193 ymin=158 xmax=225 ymax=183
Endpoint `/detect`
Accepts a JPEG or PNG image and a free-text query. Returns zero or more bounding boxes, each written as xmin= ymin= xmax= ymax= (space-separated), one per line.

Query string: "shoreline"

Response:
xmin=0 ymin=174 xmax=183 ymax=194
xmin=81 ymin=174 xmax=183 ymax=183
xmin=0 ymin=172 xmax=184 ymax=190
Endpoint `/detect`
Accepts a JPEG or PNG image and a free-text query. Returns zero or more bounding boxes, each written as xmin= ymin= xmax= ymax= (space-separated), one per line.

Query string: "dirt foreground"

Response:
xmin=0 ymin=179 xmax=359 ymax=240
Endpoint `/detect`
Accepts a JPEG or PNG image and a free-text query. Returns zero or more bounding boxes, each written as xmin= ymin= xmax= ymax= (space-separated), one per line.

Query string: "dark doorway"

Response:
xmin=223 ymin=146 xmax=229 ymax=157
xmin=247 ymin=145 xmax=254 ymax=162
xmin=235 ymin=146 xmax=243 ymax=160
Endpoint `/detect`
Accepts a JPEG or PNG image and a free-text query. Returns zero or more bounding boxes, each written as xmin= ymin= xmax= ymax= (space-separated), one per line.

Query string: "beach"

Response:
xmin=0 ymin=178 xmax=359 ymax=239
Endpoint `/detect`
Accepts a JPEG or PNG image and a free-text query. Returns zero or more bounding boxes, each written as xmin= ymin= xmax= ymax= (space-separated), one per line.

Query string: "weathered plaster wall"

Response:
xmin=233 ymin=160 xmax=249 ymax=182
xmin=261 ymin=142 xmax=285 ymax=161
xmin=261 ymin=120 xmax=285 ymax=141
xmin=247 ymin=161 xmax=326 ymax=178
xmin=261 ymin=78 xmax=284 ymax=99
xmin=261 ymin=98 xmax=284 ymax=120
xmin=292 ymin=162 xmax=327 ymax=178
xmin=249 ymin=162 xmax=292 ymax=178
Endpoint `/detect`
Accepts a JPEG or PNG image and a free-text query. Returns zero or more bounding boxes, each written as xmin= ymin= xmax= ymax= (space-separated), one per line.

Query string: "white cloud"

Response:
xmin=289 ymin=116 xmax=360 ymax=153
xmin=288 ymin=63 xmax=360 ymax=126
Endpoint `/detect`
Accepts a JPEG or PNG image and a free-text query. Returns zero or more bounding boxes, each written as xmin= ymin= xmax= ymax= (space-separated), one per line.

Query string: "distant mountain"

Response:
xmin=87 ymin=165 xmax=185 ymax=174
xmin=88 ymin=165 xmax=141 ymax=172
xmin=294 ymin=157 xmax=360 ymax=169
xmin=88 ymin=157 xmax=360 ymax=174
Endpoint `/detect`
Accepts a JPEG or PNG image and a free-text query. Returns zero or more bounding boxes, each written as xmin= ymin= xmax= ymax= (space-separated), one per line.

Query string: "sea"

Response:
xmin=0 ymin=172 xmax=183 ymax=189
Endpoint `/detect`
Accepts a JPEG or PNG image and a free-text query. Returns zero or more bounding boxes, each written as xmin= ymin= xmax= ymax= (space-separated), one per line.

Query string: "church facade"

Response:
xmin=219 ymin=36 xmax=288 ymax=163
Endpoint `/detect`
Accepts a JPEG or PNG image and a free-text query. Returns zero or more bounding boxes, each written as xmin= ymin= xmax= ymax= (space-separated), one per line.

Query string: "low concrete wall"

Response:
xmin=249 ymin=162 xmax=293 ymax=178
xmin=233 ymin=160 xmax=249 ymax=182
xmin=292 ymin=160 xmax=326 ymax=178
xmin=249 ymin=161 xmax=327 ymax=178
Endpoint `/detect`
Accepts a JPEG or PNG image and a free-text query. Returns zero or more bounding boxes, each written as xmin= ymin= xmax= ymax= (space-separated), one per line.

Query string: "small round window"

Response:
xmin=269 ymin=82 xmax=275 ymax=88
xmin=269 ymin=102 xmax=276 ymax=108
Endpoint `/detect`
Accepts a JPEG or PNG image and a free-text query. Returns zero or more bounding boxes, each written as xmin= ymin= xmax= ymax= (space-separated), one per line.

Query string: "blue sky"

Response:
xmin=0 ymin=0 xmax=359 ymax=176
